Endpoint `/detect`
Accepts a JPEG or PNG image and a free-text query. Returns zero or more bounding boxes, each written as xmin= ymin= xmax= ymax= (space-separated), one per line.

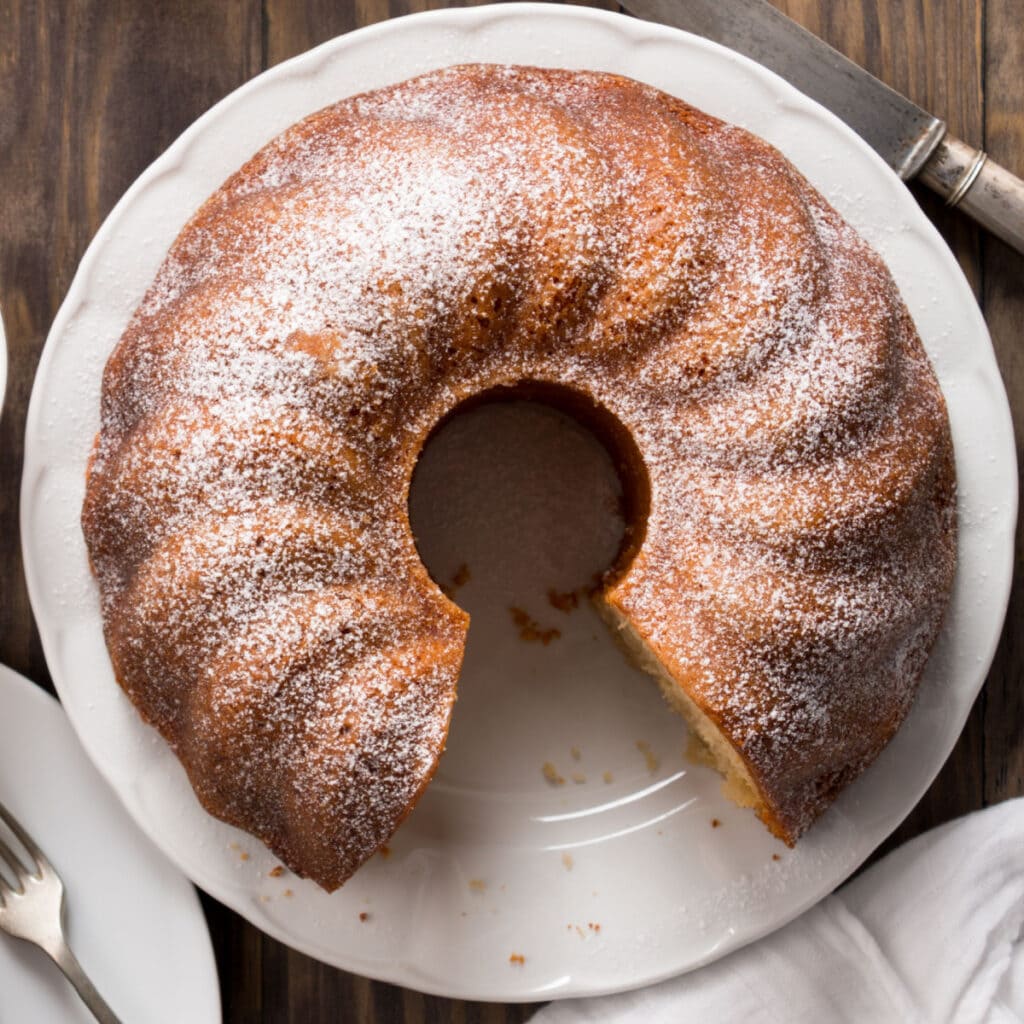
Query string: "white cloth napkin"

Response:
xmin=533 ymin=798 xmax=1024 ymax=1024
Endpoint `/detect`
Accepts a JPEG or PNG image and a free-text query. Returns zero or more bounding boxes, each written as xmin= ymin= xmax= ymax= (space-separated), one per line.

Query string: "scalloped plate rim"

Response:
xmin=20 ymin=2 xmax=1016 ymax=1002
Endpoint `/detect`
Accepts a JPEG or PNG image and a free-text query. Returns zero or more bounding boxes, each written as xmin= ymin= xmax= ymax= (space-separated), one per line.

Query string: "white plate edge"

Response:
xmin=0 ymin=663 xmax=222 ymax=1021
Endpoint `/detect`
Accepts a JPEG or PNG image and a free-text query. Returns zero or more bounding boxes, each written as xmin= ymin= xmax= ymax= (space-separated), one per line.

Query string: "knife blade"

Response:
xmin=621 ymin=0 xmax=1024 ymax=254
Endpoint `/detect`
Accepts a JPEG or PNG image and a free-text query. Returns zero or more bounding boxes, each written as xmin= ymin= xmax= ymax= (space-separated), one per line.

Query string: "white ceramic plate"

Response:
xmin=20 ymin=2 xmax=1016 ymax=1003
xmin=0 ymin=665 xmax=221 ymax=1022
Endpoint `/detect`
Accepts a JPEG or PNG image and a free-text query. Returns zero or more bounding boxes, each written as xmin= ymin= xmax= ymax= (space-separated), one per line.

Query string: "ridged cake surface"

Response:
xmin=82 ymin=65 xmax=957 ymax=891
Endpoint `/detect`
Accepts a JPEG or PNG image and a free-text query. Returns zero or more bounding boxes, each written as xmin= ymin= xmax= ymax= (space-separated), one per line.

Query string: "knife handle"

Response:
xmin=918 ymin=134 xmax=1024 ymax=255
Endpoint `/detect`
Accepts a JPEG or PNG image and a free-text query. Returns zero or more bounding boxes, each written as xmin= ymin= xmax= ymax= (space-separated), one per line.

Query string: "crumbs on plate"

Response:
xmin=439 ymin=563 xmax=471 ymax=598
xmin=636 ymin=739 xmax=659 ymax=774
xmin=547 ymin=587 xmax=579 ymax=613
xmin=510 ymin=606 xmax=561 ymax=645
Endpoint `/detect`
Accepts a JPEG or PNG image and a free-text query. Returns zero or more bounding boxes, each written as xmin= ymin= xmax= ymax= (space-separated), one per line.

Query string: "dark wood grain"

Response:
xmin=982 ymin=0 xmax=1024 ymax=808
xmin=0 ymin=2 xmax=1020 ymax=1022
xmin=0 ymin=0 xmax=261 ymax=682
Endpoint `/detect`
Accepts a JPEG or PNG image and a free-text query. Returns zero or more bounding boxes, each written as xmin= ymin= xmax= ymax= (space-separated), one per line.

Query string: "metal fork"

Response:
xmin=0 ymin=800 xmax=121 ymax=1023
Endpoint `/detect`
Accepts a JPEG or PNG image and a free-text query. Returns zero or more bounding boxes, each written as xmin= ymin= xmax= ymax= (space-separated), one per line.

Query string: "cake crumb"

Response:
xmin=685 ymin=733 xmax=716 ymax=768
xmin=510 ymin=606 xmax=561 ymax=645
xmin=602 ymin=770 xmax=614 ymax=784
xmin=240 ymin=851 xmax=250 ymax=861
xmin=588 ymin=922 xmax=601 ymax=933
xmin=562 ymin=852 xmax=574 ymax=871
xmin=359 ymin=911 xmax=370 ymax=922
xmin=571 ymin=772 xmax=587 ymax=784
xmin=268 ymin=865 xmax=285 ymax=878
xmin=509 ymin=953 xmax=526 ymax=966
xmin=548 ymin=587 xmax=579 ymax=613
xmin=379 ymin=845 xmax=391 ymax=859
xmin=259 ymin=894 xmax=270 ymax=902
xmin=636 ymin=740 xmax=659 ymax=774
xmin=570 ymin=745 xmax=582 ymax=761
xmin=469 ymin=878 xmax=487 ymax=892
xmin=451 ymin=563 xmax=471 ymax=589
xmin=711 ymin=818 xmax=721 ymax=829
xmin=283 ymin=889 xmax=293 ymax=898
xmin=772 ymin=853 xmax=781 ymax=861
xmin=542 ymin=761 xmax=566 ymax=786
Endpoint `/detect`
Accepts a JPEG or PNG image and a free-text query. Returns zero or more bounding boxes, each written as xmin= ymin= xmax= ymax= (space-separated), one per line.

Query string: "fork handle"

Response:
xmin=44 ymin=935 xmax=122 ymax=1024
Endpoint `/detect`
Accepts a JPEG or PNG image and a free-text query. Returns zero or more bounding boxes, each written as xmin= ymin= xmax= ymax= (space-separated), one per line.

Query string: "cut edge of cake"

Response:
xmin=594 ymin=594 xmax=792 ymax=845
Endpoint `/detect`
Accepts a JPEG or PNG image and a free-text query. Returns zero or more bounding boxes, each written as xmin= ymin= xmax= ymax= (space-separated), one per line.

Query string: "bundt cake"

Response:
xmin=81 ymin=64 xmax=957 ymax=892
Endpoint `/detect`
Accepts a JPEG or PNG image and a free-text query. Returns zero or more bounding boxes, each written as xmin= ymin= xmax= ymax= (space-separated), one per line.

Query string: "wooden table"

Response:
xmin=0 ymin=1 xmax=1020 ymax=1020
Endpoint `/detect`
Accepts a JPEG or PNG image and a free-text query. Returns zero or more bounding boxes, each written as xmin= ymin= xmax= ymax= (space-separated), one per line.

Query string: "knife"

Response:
xmin=621 ymin=0 xmax=1024 ymax=255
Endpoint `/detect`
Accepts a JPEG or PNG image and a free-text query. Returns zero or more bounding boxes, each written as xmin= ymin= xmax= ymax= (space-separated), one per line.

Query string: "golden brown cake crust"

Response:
xmin=82 ymin=65 xmax=957 ymax=889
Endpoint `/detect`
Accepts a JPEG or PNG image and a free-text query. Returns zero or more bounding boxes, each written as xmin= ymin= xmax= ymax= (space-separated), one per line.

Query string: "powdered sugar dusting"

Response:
xmin=82 ymin=65 xmax=956 ymax=888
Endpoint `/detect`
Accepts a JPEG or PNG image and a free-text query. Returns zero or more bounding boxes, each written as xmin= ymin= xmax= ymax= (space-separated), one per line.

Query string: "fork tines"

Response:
xmin=0 ymin=800 xmax=51 ymax=895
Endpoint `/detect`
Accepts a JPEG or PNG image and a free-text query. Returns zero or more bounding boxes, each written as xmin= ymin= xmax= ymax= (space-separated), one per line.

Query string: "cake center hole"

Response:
xmin=408 ymin=398 xmax=628 ymax=616
xmin=406 ymin=395 xmax=667 ymax=797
